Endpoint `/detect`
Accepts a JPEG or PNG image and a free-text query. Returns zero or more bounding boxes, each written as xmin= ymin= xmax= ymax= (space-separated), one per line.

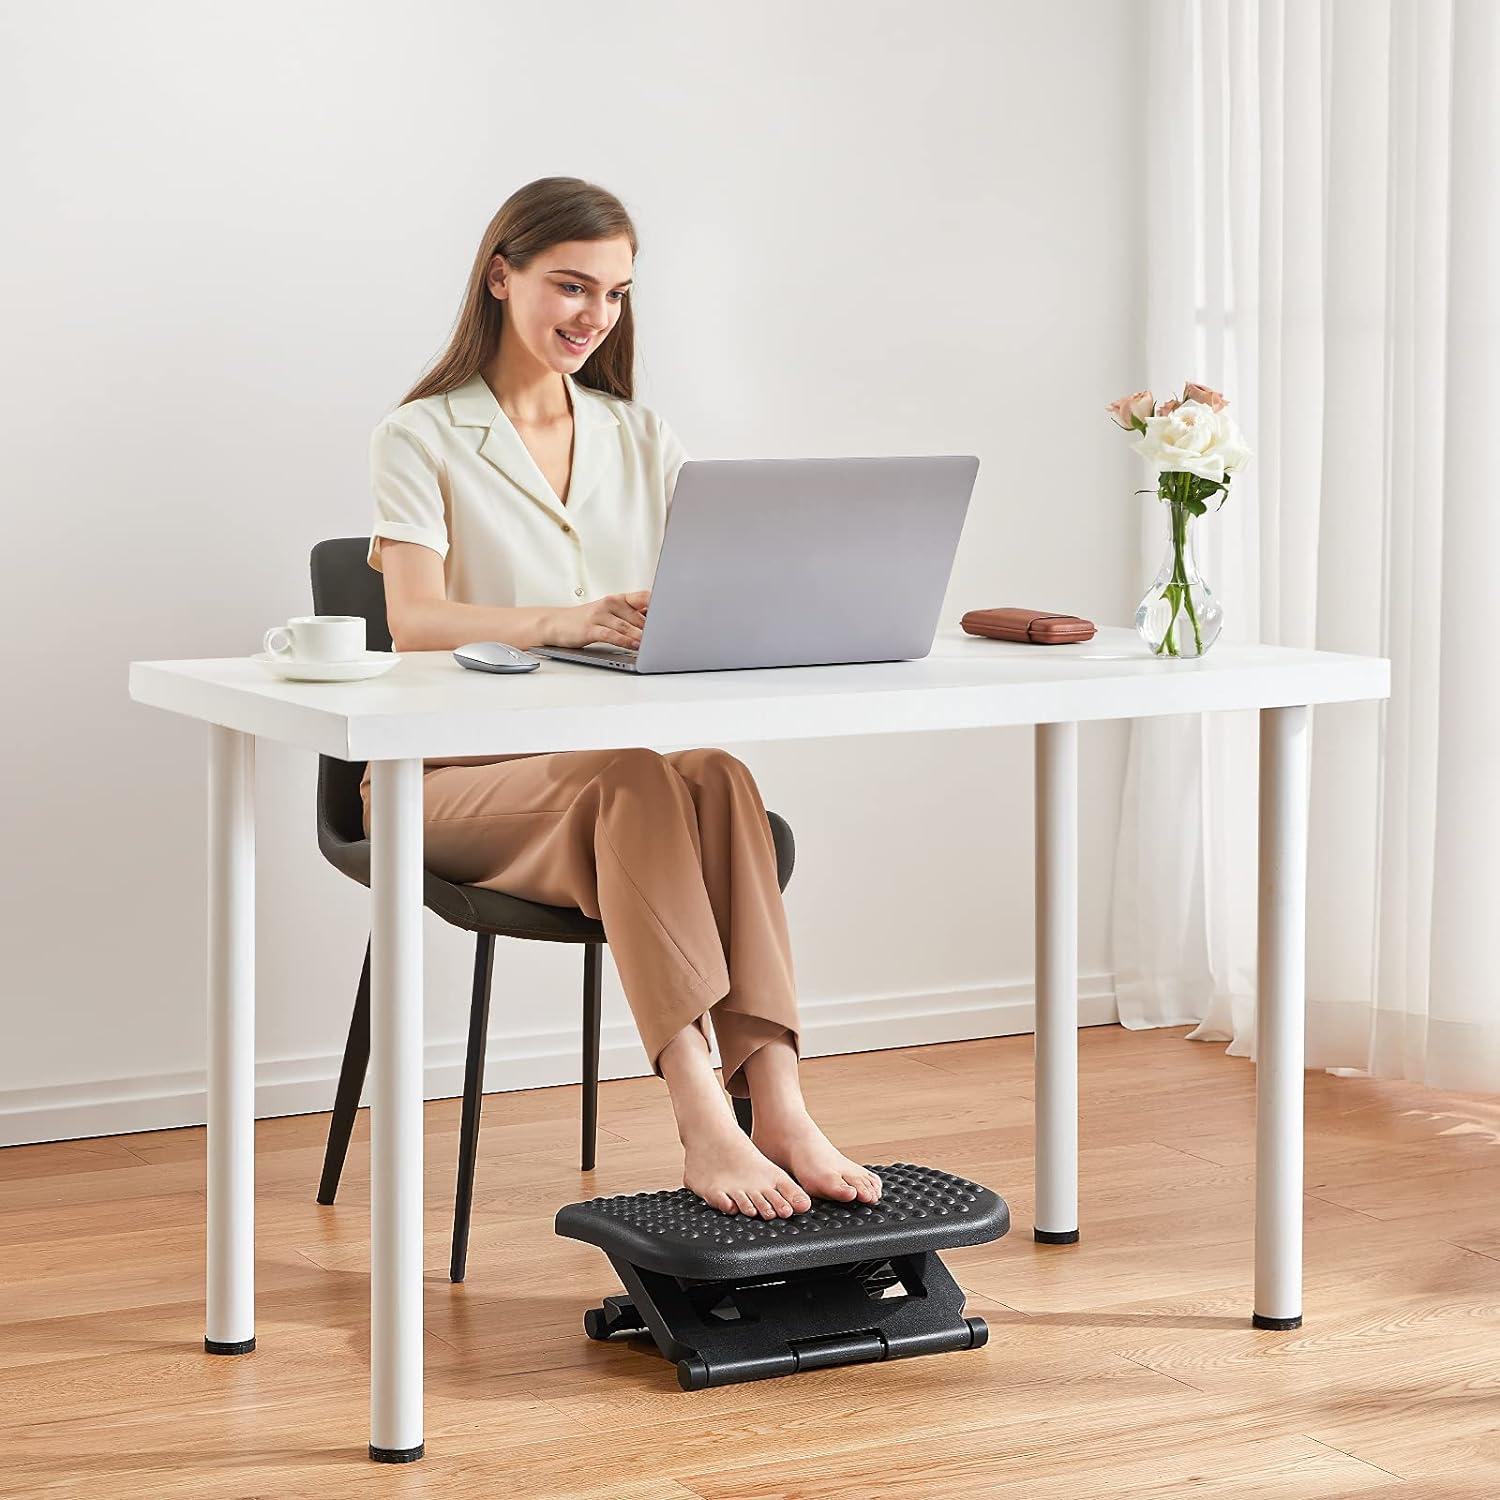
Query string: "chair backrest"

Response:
xmin=310 ymin=538 xmax=391 ymax=847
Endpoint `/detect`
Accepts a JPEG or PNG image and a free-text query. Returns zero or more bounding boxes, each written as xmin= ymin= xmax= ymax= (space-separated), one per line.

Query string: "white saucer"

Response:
xmin=252 ymin=650 xmax=400 ymax=683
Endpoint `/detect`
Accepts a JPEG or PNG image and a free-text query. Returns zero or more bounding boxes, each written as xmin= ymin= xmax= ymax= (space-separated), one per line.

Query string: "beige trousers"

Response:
xmin=359 ymin=746 xmax=801 ymax=1099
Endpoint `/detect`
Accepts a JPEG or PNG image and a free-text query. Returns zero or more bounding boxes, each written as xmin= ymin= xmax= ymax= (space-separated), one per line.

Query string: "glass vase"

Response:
xmin=1135 ymin=499 xmax=1223 ymax=658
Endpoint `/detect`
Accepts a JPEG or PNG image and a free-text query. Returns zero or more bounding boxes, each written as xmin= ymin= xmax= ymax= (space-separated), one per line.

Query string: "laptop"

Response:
xmin=530 ymin=454 xmax=980 ymax=674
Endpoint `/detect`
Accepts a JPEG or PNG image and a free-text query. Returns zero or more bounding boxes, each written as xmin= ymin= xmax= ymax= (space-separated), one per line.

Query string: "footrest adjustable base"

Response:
xmin=585 ymin=1250 xmax=988 ymax=1390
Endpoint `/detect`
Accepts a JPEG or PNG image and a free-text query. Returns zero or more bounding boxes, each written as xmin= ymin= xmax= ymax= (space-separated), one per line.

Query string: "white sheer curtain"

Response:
xmin=1112 ymin=0 xmax=1500 ymax=1091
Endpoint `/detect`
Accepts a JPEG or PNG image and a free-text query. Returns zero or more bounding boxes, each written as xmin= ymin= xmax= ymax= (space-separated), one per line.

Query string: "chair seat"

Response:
xmin=319 ymin=808 xmax=796 ymax=943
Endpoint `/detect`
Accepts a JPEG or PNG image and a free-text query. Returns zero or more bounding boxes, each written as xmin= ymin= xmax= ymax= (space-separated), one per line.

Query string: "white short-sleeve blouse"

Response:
xmin=358 ymin=370 xmax=689 ymax=791
xmin=366 ymin=370 xmax=688 ymax=609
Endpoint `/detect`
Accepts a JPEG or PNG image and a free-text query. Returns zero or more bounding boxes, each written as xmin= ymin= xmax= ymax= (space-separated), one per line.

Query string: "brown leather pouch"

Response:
xmin=960 ymin=607 xmax=1097 ymax=644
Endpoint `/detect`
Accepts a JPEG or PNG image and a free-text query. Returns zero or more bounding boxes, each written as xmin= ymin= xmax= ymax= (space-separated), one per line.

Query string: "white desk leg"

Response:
xmin=1034 ymin=721 xmax=1079 ymax=1243
xmin=369 ymin=757 xmax=425 ymax=1462
xmin=1254 ymin=705 xmax=1310 ymax=1328
xmin=205 ymin=725 xmax=256 ymax=1355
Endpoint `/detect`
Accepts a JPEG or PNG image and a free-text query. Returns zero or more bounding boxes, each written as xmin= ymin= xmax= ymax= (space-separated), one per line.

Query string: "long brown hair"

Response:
xmin=397 ymin=176 xmax=639 ymax=409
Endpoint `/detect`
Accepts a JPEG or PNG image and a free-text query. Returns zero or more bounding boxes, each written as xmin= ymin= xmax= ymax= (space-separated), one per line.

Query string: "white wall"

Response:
xmin=0 ymin=0 xmax=1143 ymax=1144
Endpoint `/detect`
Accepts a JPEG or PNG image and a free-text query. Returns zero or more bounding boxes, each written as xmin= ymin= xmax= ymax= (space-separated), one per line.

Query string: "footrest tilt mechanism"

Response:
xmin=555 ymin=1162 xmax=1010 ymax=1390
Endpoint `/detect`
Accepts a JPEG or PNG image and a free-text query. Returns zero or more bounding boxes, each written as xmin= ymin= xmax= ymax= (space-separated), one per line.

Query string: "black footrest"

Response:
xmin=556 ymin=1162 xmax=1009 ymax=1389
xmin=556 ymin=1161 xmax=1010 ymax=1279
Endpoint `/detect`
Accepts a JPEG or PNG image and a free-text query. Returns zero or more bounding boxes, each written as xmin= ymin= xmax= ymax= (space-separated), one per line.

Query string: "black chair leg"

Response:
xmin=732 ymin=1094 xmax=754 ymax=1137
xmin=317 ymin=935 xmax=372 ymax=1205
xmin=451 ymin=932 xmax=496 ymax=1284
xmin=581 ymin=943 xmax=602 ymax=1172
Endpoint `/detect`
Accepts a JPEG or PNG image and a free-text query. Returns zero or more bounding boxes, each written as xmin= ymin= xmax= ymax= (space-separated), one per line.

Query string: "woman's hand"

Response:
xmin=549 ymin=589 xmax=651 ymax=650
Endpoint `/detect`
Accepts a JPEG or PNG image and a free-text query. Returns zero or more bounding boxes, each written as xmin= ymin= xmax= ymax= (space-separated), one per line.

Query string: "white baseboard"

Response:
xmin=0 ymin=974 xmax=1117 ymax=1147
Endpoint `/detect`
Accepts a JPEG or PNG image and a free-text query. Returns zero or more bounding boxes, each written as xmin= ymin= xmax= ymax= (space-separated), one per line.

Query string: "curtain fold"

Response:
xmin=1113 ymin=0 xmax=1499 ymax=1094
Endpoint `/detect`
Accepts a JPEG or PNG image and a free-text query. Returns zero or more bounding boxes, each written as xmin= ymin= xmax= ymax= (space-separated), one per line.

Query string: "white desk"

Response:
xmin=129 ymin=625 xmax=1390 ymax=1462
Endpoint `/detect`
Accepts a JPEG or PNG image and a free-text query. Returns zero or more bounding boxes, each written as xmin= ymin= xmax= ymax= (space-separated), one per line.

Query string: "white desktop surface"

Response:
xmin=130 ymin=625 xmax=1390 ymax=760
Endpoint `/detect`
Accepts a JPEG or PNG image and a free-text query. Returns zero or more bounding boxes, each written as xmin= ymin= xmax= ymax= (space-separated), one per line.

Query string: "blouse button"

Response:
xmin=574 ymin=586 xmax=585 ymax=597
xmin=561 ymin=523 xmax=573 ymax=534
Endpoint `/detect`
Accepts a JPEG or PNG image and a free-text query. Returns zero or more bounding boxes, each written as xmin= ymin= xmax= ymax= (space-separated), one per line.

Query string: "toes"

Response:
xmin=780 ymin=1180 xmax=812 ymax=1212
xmin=691 ymin=1183 xmax=737 ymax=1213
xmin=731 ymin=1190 xmax=756 ymax=1216
xmin=750 ymin=1191 xmax=777 ymax=1219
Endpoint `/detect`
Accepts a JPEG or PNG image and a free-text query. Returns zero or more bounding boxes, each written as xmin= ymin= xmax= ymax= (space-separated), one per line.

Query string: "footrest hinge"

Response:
xmin=789 ymin=1329 xmax=888 ymax=1371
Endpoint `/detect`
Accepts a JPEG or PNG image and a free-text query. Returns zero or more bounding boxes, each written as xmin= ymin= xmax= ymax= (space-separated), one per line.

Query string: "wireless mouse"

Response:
xmin=453 ymin=641 xmax=543 ymax=673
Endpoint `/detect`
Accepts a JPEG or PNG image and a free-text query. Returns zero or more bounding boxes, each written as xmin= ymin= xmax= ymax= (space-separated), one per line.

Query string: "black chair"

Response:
xmin=308 ymin=538 xmax=796 ymax=1282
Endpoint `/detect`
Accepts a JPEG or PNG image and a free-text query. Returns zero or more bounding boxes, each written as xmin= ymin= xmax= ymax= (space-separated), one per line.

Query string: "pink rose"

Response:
xmin=1155 ymin=397 xmax=1180 ymax=416
xmin=1183 ymin=381 xmax=1228 ymax=411
xmin=1107 ymin=390 xmax=1155 ymax=431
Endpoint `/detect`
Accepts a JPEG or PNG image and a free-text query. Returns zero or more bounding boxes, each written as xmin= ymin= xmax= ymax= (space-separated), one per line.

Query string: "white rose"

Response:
xmin=1131 ymin=400 xmax=1252 ymax=482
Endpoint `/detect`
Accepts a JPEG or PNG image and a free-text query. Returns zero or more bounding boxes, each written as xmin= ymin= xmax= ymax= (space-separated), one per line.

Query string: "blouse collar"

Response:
xmin=446 ymin=371 xmax=620 ymax=523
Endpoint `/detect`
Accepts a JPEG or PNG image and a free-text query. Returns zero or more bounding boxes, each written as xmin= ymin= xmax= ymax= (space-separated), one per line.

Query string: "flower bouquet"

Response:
xmin=1108 ymin=382 xmax=1252 ymax=658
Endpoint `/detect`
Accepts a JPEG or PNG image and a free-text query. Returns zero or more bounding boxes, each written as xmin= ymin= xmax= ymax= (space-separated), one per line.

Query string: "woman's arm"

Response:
xmin=379 ymin=541 xmax=648 ymax=653
xmin=379 ymin=540 xmax=559 ymax=652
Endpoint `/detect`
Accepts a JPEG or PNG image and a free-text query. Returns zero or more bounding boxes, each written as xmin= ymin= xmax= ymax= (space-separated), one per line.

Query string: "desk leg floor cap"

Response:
xmin=1252 ymin=1313 xmax=1302 ymax=1330
xmin=204 ymin=1337 xmax=255 ymax=1356
xmin=369 ymin=1443 xmax=424 ymax=1464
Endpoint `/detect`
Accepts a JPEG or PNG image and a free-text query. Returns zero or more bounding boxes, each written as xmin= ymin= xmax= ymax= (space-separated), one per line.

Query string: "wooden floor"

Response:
xmin=4 ymin=1025 xmax=1500 ymax=1497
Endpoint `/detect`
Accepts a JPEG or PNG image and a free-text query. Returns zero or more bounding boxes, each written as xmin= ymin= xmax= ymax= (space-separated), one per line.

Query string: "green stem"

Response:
xmin=1155 ymin=481 xmax=1183 ymax=655
xmin=1151 ymin=481 xmax=1205 ymax=658
xmin=1172 ymin=497 xmax=1205 ymax=655
xmin=1158 ymin=590 xmax=1178 ymax=656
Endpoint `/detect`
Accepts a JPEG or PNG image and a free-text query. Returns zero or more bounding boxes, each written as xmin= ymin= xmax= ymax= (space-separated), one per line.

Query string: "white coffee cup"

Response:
xmin=263 ymin=615 xmax=366 ymax=663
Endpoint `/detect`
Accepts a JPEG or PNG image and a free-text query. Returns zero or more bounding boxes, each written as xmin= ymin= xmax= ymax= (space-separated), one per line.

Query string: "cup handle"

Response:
xmin=264 ymin=627 xmax=294 ymax=658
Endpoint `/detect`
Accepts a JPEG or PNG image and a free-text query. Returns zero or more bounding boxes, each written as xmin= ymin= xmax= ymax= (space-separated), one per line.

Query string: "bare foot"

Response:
xmin=683 ymin=1114 xmax=814 ymax=1218
xmin=751 ymin=1107 xmax=882 ymax=1207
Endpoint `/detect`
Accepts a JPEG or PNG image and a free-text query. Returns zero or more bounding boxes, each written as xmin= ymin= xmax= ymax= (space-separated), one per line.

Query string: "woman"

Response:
xmin=360 ymin=176 xmax=881 ymax=1220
